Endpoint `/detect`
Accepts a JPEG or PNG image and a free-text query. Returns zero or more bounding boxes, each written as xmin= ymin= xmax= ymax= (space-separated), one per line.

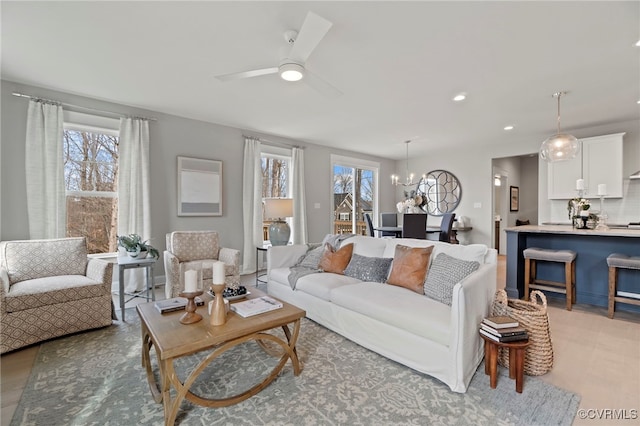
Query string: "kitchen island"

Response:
xmin=505 ymin=225 xmax=640 ymax=312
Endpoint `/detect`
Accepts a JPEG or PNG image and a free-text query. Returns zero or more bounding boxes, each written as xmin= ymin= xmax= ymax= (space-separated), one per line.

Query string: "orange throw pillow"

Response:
xmin=386 ymin=245 xmax=434 ymax=294
xmin=318 ymin=243 xmax=354 ymax=274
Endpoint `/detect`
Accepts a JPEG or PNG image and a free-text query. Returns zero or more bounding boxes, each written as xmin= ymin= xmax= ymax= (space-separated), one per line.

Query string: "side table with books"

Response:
xmin=479 ymin=316 xmax=530 ymax=393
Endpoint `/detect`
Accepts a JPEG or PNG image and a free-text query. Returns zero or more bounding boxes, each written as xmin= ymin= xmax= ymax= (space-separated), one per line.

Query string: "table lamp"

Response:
xmin=264 ymin=198 xmax=293 ymax=246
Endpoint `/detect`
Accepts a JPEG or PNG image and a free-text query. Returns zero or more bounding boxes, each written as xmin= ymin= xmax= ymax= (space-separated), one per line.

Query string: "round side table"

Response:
xmin=480 ymin=332 xmax=531 ymax=393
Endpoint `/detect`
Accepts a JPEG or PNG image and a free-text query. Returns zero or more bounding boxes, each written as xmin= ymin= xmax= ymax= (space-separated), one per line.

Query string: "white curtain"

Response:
xmin=241 ymin=137 xmax=263 ymax=274
xmin=25 ymin=100 xmax=65 ymax=239
xmin=291 ymin=147 xmax=307 ymax=244
xmin=118 ymin=117 xmax=151 ymax=292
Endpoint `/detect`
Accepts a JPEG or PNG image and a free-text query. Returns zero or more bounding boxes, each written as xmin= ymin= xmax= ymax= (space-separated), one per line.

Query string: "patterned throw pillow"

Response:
xmin=296 ymin=244 xmax=324 ymax=269
xmin=386 ymin=245 xmax=434 ymax=294
xmin=344 ymin=253 xmax=393 ymax=283
xmin=424 ymin=253 xmax=480 ymax=306
xmin=318 ymin=243 xmax=354 ymax=274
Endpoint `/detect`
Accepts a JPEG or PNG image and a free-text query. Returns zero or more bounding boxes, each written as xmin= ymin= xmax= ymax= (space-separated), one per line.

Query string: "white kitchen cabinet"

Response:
xmin=548 ymin=133 xmax=624 ymax=199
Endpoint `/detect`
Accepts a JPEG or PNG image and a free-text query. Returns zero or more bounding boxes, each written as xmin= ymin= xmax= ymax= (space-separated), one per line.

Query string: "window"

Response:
xmin=261 ymin=153 xmax=289 ymax=198
xmin=331 ymin=155 xmax=379 ymax=236
xmin=261 ymin=150 xmax=291 ymax=241
xmin=63 ymin=123 xmax=119 ymax=253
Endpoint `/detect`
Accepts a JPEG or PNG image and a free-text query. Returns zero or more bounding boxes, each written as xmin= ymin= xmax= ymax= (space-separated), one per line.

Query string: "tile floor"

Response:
xmin=2 ymin=258 xmax=639 ymax=425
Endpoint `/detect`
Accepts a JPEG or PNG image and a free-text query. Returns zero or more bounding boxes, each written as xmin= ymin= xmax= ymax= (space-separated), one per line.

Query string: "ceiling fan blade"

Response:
xmin=288 ymin=11 xmax=333 ymax=64
xmin=304 ymin=69 xmax=342 ymax=98
xmin=215 ymin=67 xmax=278 ymax=82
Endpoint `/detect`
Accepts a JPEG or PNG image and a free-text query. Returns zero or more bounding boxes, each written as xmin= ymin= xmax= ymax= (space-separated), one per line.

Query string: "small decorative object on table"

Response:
xmin=180 ymin=263 xmax=204 ymax=324
xmin=209 ymin=261 xmax=227 ymax=326
xmin=117 ymin=233 xmax=159 ymax=259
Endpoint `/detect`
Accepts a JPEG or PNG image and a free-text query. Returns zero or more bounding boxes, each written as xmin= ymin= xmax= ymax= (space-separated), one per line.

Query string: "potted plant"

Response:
xmin=117 ymin=234 xmax=159 ymax=259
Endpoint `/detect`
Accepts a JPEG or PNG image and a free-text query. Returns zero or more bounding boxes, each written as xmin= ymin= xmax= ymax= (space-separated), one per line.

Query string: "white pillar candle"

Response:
xmin=597 ymin=184 xmax=607 ymax=196
xmin=212 ymin=261 xmax=225 ymax=284
xmin=184 ymin=270 xmax=198 ymax=293
xmin=576 ymin=179 xmax=585 ymax=191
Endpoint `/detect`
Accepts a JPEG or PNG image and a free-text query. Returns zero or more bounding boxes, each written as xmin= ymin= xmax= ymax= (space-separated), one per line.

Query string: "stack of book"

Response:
xmin=155 ymin=297 xmax=204 ymax=314
xmin=479 ymin=316 xmax=528 ymax=342
xmin=230 ymin=296 xmax=283 ymax=318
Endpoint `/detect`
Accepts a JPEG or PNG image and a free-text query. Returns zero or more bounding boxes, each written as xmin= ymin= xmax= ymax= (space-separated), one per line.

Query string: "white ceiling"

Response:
xmin=2 ymin=1 xmax=639 ymax=159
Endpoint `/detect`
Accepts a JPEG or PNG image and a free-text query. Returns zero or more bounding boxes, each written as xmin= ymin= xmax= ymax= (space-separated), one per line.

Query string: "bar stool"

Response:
xmin=523 ymin=247 xmax=577 ymax=311
xmin=606 ymin=253 xmax=640 ymax=319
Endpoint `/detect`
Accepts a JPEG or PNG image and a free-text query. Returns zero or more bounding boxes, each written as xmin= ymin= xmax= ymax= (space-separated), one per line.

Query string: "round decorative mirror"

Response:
xmin=416 ymin=170 xmax=462 ymax=216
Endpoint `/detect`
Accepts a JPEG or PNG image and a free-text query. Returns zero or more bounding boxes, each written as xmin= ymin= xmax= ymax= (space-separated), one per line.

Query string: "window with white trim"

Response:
xmin=63 ymin=122 xmax=119 ymax=253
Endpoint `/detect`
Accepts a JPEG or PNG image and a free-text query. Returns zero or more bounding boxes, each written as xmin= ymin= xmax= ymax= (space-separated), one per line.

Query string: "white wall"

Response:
xmin=1 ymin=80 xmax=397 ymax=274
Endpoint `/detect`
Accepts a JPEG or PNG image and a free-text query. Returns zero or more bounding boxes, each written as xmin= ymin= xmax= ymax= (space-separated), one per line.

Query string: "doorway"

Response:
xmin=492 ymin=169 xmax=509 ymax=255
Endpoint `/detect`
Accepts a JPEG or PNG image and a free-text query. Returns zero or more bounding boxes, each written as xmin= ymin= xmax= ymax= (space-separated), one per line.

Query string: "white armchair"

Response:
xmin=164 ymin=231 xmax=241 ymax=298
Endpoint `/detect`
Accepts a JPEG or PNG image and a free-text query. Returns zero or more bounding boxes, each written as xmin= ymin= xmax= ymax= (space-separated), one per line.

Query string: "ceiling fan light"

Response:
xmin=540 ymin=133 xmax=580 ymax=162
xmin=279 ymin=63 xmax=304 ymax=82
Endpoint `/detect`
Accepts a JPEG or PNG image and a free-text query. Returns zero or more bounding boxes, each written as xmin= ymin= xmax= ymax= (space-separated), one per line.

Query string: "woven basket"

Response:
xmin=491 ymin=289 xmax=553 ymax=376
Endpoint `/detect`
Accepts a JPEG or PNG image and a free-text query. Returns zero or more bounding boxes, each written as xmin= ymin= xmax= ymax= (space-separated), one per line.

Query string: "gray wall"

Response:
xmin=1 ymin=80 xmax=397 ymax=274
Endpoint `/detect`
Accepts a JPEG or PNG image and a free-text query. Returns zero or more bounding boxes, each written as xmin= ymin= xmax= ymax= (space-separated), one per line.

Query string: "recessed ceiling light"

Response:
xmin=504 ymin=125 xmax=514 ymax=131
xmin=636 ymin=39 xmax=640 ymax=47
xmin=452 ymin=93 xmax=466 ymax=102
xmin=637 ymin=99 xmax=640 ymax=104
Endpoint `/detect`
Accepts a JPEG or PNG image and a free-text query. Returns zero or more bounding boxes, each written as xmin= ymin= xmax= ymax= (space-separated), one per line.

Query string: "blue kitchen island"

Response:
xmin=505 ymin=225 xmax=640 ymax=312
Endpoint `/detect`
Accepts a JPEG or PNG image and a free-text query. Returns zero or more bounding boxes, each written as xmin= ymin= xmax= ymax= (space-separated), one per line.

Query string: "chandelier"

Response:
xmin=539 ymin=91 xmax=580 ymax=162
xmin=392 ymin=140 xmax=422 ymax=186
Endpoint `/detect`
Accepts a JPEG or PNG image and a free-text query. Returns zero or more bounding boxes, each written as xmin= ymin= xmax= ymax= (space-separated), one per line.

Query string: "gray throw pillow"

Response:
xmin=296 ymin=244 xmax=323 ymax=269
xmin=344 ymin=253 xmax=393 ymax=283
xmin=424 ymin=253 xmax=480 ymax=306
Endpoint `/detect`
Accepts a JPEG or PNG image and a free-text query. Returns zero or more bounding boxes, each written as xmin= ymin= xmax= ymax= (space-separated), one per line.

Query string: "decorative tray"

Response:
xmin=207 ymin=290 xmax=250 ymax=301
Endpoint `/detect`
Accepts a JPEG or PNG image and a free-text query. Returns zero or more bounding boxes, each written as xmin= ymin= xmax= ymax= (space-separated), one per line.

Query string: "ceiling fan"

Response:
xmin=215 ymin=11 xmax=342 ymax=97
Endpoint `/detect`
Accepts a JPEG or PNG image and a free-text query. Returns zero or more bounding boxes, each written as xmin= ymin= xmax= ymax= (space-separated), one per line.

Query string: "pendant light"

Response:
xmin=391 ymin=140 xmax=422 ymax=186
xmin=539 ymin=92 xmax=580 ymax=162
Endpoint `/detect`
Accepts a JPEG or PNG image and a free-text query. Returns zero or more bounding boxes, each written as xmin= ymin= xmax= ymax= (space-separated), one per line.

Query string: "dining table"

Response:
xmin=373 ymin=226 xmax=441 ymax=238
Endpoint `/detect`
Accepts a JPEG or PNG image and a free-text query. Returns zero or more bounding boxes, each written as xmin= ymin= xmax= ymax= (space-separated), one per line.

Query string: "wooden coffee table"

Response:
xmin=137 ymin=289 xmax=306 ymax=426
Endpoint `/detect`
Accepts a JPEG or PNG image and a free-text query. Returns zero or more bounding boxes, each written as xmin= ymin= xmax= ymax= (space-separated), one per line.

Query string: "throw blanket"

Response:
xmin=286 ymin=235 xmax=355 ymax=290
xmin=287 ymin=266 xmax=320 ymax=290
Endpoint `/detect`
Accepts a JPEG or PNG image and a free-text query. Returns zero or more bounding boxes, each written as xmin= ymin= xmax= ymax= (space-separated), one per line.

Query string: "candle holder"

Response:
xmin=209 ymin=283 xmax=227 ymax=326
xmin=596 ymin=195 xmax=609 ymax=231
xmin=179 ymin=291 xmax=203 ymax=324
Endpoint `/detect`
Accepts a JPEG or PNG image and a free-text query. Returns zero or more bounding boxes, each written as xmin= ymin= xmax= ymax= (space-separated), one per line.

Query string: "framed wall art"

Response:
xmin=177 ymin=156 xmax=222 ymax=216
xmin=510 ymin=186 xmax=519 ymax=212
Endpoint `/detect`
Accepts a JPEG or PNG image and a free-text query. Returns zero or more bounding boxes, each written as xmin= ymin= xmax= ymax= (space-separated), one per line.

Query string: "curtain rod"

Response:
xmin=243 ymin=134 xmax=304 ymax=149
xmin=12 ymin=92 xmax=157 ymax=122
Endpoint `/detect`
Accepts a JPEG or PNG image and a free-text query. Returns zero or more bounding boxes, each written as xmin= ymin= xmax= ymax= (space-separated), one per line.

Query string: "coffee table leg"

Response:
xmin=161 ymin=320 xmax=304 ymax=420
xmin=141 ymin=322 xmax=163 ymax=404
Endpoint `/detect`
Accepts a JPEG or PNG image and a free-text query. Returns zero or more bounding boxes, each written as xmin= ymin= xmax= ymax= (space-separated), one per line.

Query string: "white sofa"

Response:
xmin=267 ymin=235 xmax=497 ymax=393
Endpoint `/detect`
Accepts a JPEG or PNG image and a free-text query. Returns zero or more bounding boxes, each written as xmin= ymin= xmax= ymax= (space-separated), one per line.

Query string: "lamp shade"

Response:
xmin=264 ymin=198 xmax=293 ymax=219
xmin=539 ymin=133 xmax=580 ymax=162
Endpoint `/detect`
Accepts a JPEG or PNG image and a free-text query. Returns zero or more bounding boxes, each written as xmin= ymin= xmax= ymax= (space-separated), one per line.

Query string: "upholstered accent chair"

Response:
xmin=164 ymin=231 xmax=241 ymax=298
xmin=0 ymin=237 xmax=114 ymax=354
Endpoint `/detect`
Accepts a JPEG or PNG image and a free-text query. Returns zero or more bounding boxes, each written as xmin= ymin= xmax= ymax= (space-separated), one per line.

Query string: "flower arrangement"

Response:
xmin=567 ymin=198 xmax=598 ymax=228
xmin=397 ymin=190 xmax=427 ymax=213
xmin=117 ymin=234 xmax=159 ymax=259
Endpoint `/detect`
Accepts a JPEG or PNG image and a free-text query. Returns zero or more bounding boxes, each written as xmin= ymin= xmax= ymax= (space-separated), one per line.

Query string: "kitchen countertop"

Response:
xmin=505 ymin=224 xmax=640 ymax=237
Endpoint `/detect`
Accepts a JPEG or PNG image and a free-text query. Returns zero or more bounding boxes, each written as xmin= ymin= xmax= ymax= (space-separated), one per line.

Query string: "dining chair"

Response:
xmin=380 ymin=213 xmax=398 ymax=237
xmin=402 ymin=213 xmax=427 ymax=239
xmin=364 ymin=213 xmax=375 ymax=237
xmin=439 ymin=213 xmax=456 ymax=242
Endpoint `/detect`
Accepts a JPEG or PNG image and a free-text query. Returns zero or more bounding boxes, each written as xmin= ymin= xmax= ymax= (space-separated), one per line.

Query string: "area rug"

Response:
xmin=10 ymin=311 xmax=580 ymax=426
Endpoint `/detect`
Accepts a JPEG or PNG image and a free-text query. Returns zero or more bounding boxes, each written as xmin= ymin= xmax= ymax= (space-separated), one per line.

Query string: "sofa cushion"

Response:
xmin=432 ymin=243 xmax=488 ymax=264
xmin=387 ymin=245 xmax=434 ymax=294
xmin=381 ymin=239 xmax=435 ymax=259
xmin=424 ymin=253 xmax=480 ymax=306
xmin=319 ymin=243 xmax=354 ymax=274
xmin=295 ymin=244 xmax=324 ymax=269
xmin=344 ymin=254 xmax=393 ymax=283
xmin=1 ymin=238 xmax=88 ymax=284
xmin=295 ymin=272 xmax=362 ymax=301
xmin=343 ymin=236 xmax=388 ymax=258
xmin=330 ymin=282 xmax=452 ymax=346
xmin=5 ymin=275 xmax=106 ymax=312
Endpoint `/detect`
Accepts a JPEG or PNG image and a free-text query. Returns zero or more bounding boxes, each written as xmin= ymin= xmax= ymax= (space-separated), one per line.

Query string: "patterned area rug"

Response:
xmin=10 ymin=312 xmax=580 ymax=425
